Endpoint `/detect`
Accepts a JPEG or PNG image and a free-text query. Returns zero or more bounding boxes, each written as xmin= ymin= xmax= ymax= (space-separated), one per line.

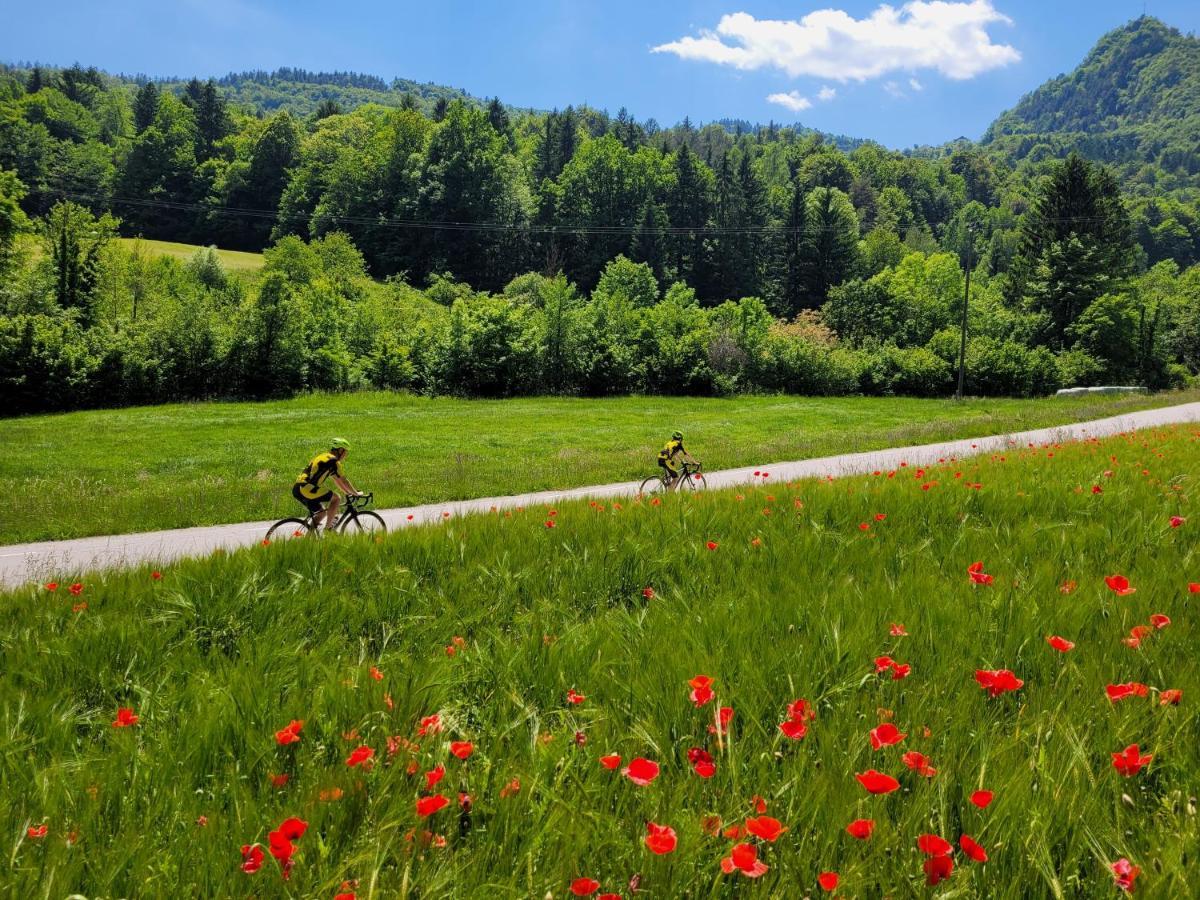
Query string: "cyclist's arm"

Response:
xmin=334 ymin=475 xmax=360 ymax=496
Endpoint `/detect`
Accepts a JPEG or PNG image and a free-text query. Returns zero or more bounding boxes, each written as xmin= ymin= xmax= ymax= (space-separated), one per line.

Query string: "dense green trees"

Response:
xmin=1 ymin=38 xmax=1199 ymax=412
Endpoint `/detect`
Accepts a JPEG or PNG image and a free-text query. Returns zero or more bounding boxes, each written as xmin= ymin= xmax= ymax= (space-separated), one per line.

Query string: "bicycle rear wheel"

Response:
xmin=265 ymin=518 xmax=313 ymax=542
xmin=340 ymin=511 xmax=387 ymax=536
xmin=639 ymin=474 xmax=666 ymax=496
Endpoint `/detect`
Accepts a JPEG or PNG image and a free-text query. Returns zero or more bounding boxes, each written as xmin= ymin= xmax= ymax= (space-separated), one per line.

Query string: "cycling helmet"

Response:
xmin=672 ymin=431 xmax=683 ymax=441
xmin=331 ymin=437 xmax=351 ymax=452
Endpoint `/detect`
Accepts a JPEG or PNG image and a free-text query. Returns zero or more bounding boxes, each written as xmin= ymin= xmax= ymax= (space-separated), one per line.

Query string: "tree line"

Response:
xmin=0 ymin=63 xmax=1198 ymax=413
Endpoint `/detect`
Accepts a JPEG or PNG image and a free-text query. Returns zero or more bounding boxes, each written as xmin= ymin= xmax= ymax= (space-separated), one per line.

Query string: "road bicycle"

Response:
xmin=639 ymin=460 xmax=707 ymax=495
xmin=265 ymin=492 xmax=386 ymax=541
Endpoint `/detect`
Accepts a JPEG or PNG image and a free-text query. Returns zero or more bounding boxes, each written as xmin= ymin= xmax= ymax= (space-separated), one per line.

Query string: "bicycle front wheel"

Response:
xmin=265 ymin=518 xmax=313 ymax=542
xmin=639 ymin=475 xmax=666 ymax=496
xmin=340 ymin=511 xmax=387 ymax=536
xmin=681 ymin=472 xmax=707 ymax=491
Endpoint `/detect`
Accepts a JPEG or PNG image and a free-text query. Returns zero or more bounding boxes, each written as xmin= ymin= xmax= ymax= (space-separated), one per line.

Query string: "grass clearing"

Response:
xmin=3 ymin=389 xmax=1199 ymax=544
xmin=2 ymin=424 xmax=1196 ymax=896
xmin=114 ymin=237 xmax=265 ymax=272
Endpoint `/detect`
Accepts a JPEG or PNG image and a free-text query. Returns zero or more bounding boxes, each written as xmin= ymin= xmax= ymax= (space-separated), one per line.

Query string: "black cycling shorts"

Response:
xmin=292 ymin=482 xmax=333 ymax=514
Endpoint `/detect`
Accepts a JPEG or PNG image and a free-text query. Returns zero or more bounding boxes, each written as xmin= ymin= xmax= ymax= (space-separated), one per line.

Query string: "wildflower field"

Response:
xmin=3 ymin=426 xmax=1197 ymax=898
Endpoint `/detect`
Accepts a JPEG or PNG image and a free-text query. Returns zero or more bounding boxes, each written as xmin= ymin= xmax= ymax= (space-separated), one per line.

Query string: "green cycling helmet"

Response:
xmin=672 ymin=431 xmax=683 ymax=441
xmin=331 ymin=437 xmax=351 ymax=451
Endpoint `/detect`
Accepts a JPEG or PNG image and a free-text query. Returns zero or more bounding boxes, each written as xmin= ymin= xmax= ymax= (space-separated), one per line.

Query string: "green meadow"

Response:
xmin=4 ymin=389 xmax=1198 ymax=543
xmin=2 ymin=424 xmax=1195 ymax=897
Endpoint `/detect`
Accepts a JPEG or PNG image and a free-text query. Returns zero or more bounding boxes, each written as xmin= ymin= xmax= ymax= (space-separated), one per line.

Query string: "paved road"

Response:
xmin=4 ymin=401 xmax=1199 ymax=588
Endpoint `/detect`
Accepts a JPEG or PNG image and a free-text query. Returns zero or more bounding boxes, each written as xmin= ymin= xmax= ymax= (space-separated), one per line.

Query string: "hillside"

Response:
xmin=982 ymin=17 xmax=1200 ymax=175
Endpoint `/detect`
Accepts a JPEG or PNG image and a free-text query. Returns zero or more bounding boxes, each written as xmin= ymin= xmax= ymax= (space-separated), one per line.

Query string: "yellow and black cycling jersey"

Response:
xmin=658 ymin=438 xmax=685 ymax=462
xmin=295 ymin=451 xmax=344 ymax=499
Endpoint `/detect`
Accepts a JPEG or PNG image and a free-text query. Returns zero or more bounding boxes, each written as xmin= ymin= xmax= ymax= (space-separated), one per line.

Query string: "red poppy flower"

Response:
xmin=566 ymin=689 xmax=586 ymax=705
xmin=44 ymin=582 xmax=58 ymax=591
xmin=1059 ymin=580 xmax=1078 ymax=594
xmin=917 ymin=834 xmax=953 ymax=856
xmin=846 ymin=818 xmax=875 ymax=839
xmin=874 ymin=655 xmax=896 ymax=672
xmin=890 ymin=662 xmax=911 ymax=680
xmin=779 ymin=719 xmax=808 ymax=740
xmin=500 ymin=777 xmax=521 ymax=797
xmin=859 ymin=522 xmax=870 ymax=531
xmin=855 ymin=770 xmax=900 ymax=794
xmin=1112 ymin=744 xmax=1152 ymax=777
xmin=69 ymin=583 xmax=84 ymax=595
xmin=642 ymin=586 xmax=655 ymax=599
xmin=705 ymin=541 xmax=719 ymax=551
xmin=1046 ymin=635 xmax=1075 ymax=652
xmin=721 ymin=842 xmax=769 ymax=878
xmin=644 ymin=821 xmax=677 ymax=855
xmin=786 ymin=698 xmax=815 ymax=722
xmin=924 ymin=854 xmax=954 ymax=885
xmin=622 ymin=757 xmax=660 ymax=786
xmin=417 ymin=714 xmax=442 ymax=737
xmin=1092 ymin=485 xmax=1103 ymax=494
xmin=270 ymin=773 xmax=290 ymax=788
xmin=1111 ymin=858 xmax=1140 ymax=893
xmin=901 ymin=751 xmax=937 ymax=777
xmin=974 ymin=669 xmax=1024 ymax=697
xmin=275 ymin=720 xmax=303 ymax=746
xmin=889 ymin=623 xmax=907 ymax=636
xmin=1190 ymin=583 xmax=1200 ymax=594
xmin=112 ymin=707 xmax=138 ymax=728
xmin=27 ymin=824 xmax=48 ymax=839
xmin=875 ymin=513 xmax=887 ymax=522
xmin=702 ymin=705 xmax=732 ymax=736
xmin=1170 ymin=516 xmax=1186 ymax=528
xmin=369 ymin=666 xmax=383 ymax=681
xmin=745 ymin=816 xmax=787 ymax=842
xmin=1159 ymin=689 xmax=1182 ymax=705
xmin=1105 ymin=575 xmax=1136 ymax=596
xmin=818 ymin=872 xmax=839 ymax=891
xmin=425 ymin=764 xmax=446 ymax=790
xmin=1150 ymin=613 xmax=1170 ymax=629
xmin=689 ymin=675 xmax=715 ymax=707
xmin=960 ymin=834 xmax=988 ymax=863
xmin=416 ymin=794 xmax=449 ymax=817
xmin=450 ymin=741 xmax=474 ymax=760
xmin=869 ymin=722 xmax=906 ymax=750
xmin=970 ymin=789 xmax=994 ymax=809
xmin=1123 ymin=624 xmax=1152 ymax=648
xmin=240 ymin=843 xmax=264 ymax=873
xmin=570 ymin=878 xmax=601 ymax=896
xmin=345 ymin=745 xmax=374 ymax=767
xmin=598 ymin=895 xmax=621 ymax=900
xmin=1106 ymin=682 xmax=1150 ymax=702
xmin=599 ymin=753 xmax=622 ymax=770
xmin=335 ymin=893 xmax=356 ymax=900
xmin=688 ymin=747 xmax=716 ymax=778
xmin=967 ymin=562 xmax=994 ymax=586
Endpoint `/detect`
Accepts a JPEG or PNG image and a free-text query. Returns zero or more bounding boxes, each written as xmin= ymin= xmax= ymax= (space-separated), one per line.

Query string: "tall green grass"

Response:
xmin=1 ymin=426 xmax=1196 ymax=897
xmin=5 ymin=389 xmax=1198 ymax=543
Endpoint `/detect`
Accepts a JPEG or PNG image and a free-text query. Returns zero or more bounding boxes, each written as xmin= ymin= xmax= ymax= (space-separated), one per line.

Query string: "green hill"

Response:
xmin=982 ymin=17 xmax=1200 ymax=176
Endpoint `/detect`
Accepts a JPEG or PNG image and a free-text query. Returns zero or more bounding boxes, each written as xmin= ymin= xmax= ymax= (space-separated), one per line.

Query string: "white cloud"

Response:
xmin=909 ymin=77 xmax=924 ymax=91
xmin=652 ymin=1 xmax=1020 ymax=82
xmin=767 ymin=90 xmax=813 ymax=112
xmin=884 ymin=81 xmax=906 ymax=98
xmin=818 ymin=86 xmax=837 ymax=102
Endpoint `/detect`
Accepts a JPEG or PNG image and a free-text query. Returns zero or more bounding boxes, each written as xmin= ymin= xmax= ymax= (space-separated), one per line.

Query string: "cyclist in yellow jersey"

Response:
xmin=293 ymin=438 xmax=361 ymax=531
xmin=657 ymin=430 xmax=697 ymax=488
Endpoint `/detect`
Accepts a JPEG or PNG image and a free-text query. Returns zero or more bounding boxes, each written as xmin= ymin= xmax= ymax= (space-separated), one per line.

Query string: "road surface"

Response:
xmin=3 ymin=401 xmax=1198 ymax=588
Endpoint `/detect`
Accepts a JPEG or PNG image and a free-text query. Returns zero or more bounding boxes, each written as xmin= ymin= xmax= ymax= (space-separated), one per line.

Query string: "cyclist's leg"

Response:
xmin=293 ymin=484 xmax=322 ymax=523
xmin=659 ymin=458 xmax=677 ymax=487
xmin=322 ymin=492 xmax=341 ymax=529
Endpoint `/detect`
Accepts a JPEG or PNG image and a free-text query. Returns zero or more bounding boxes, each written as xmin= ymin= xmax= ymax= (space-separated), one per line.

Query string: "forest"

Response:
xmin=1 ymin=16 xmax=1199 ymax=413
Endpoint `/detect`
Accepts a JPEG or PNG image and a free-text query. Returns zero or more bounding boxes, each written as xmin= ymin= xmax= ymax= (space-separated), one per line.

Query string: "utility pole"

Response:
xmin=955 ymin=224 xmax=976 ymax=402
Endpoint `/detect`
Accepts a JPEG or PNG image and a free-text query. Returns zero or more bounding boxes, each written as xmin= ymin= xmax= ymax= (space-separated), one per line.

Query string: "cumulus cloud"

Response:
xmin=909 ymin=77 xmax=924 ymax=91
xmin=818 ymin=86 xmax=837 ymax=101
xmin=767 ymin=90 xmax=813 ymax=112
xmin=884 ymin=81 xmax=906 ymax=98
xmin=652 ymin=1 xmax=1020 ymax=82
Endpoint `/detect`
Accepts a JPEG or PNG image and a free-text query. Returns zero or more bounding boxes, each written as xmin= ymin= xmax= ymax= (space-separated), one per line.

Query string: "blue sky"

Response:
xmin=2 ymin=1 xmax=1197 ymax=147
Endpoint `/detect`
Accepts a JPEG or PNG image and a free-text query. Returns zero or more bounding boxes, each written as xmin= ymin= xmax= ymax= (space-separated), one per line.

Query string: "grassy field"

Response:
xmin=114 ymin=237 xmax=265 ymax=273
xmin=2 ymin=424 xmax=1196 ymax=897
xmin=2 ymin=389 xmax=1199 ymax=545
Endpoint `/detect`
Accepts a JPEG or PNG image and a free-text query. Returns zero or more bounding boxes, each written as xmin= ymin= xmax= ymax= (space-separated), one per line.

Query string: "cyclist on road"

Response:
xmin=658 ymin=430 xmax=698 ymax=489
xmin=293 ymin=438 xmax=361 ymax=532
